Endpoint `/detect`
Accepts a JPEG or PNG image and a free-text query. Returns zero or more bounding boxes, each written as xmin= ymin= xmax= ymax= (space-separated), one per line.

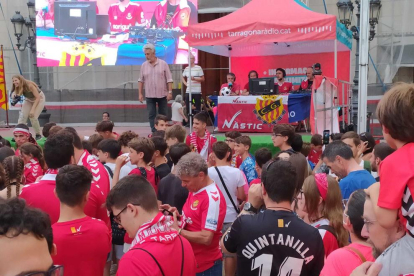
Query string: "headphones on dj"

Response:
xmin=227 ymin=72 xmax=236 ymax=82
xmin=276 ymin=68 xmax=286 ymax=78
xmin=248 ymin=70 xmax=259 ymax=79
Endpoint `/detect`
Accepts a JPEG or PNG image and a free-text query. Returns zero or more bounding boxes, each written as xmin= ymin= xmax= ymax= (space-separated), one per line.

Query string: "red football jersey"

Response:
xmin=78 ymin=151 xmax=110 ymax=229
xmin=220 ymin=83 xmax=241 ymax=95
xmin=308 ymin=149 xmax=322 ymax=165
xmin=20 ymin=172 xmax=60 ymax=224
xmin=118 ymin=213 xmax=197 ymax=276
xmin=180 ymin=183 xmax=226 ymax=273
xmin=108 ymin=2 xmax=144 ymax=33
xmin=128 ymin=167 xmax=157 ymax=193
xmin=277 ymin=81 xmax=293 ymax=94
xmin=24 ymin=158 xmax=44 ymax=184
xmin=52 ymin=216 xmax=111 ymax=276
xmin=378 ymin=143 xmax=414 ymax=236
xmin=313 ymin=219 xmax=339 ymax=258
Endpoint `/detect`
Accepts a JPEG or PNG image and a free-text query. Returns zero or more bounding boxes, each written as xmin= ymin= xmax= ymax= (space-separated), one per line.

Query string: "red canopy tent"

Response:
xmin=186 ymin=0 xmax=352 ymax=134
xmin=187 ymin=0 xmax=352 ymax=76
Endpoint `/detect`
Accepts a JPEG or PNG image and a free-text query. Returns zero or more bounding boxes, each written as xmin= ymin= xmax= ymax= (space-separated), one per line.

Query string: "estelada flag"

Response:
xmin=0 ymin=46 xmax=8 ymax=110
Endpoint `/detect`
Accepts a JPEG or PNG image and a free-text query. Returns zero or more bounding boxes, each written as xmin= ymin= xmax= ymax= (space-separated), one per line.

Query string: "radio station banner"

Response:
xmin=35 ymin=0 xmax=198 ymax=67
xmin=217 ymin=94 xmax=311 ymax=133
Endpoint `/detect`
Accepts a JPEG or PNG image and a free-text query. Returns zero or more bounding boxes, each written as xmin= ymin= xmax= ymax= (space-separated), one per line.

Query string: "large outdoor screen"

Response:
xmin=35 ymin=0 xmax=198 ymax=66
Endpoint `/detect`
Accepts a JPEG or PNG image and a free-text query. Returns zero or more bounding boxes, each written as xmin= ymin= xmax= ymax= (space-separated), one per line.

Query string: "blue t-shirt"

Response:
xmin=340 ymin=170 xmax=376 ymax=199
xmin=239 ymin=155 xmax=258 ymax=185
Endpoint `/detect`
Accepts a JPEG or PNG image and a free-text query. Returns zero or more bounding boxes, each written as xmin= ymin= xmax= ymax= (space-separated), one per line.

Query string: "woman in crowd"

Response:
xmin=298 ymin=173 xmax=348 ymax=257
xmin=11 ymin=75 xmax=46 ymax=140
xmin=321 ymin=189 xmax=375 ymax=276
xmin=171 ymin=95 xmax=187 ymax=125
xmin=0 ymin=156 xmax=24 ymax=199
xmin=20 ymin=143 xmax=46 ymax=184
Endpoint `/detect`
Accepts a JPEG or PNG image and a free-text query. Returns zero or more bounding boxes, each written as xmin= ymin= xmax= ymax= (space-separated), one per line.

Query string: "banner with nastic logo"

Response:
xmin=217 ymin=95 xmax=311 ymax=133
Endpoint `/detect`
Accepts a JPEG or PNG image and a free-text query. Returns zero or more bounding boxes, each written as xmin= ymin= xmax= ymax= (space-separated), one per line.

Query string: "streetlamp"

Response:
xmin=10 ymin=0 xmax=50 ymax=125
xmin=337 ymin=0 xmax=381 ymax=131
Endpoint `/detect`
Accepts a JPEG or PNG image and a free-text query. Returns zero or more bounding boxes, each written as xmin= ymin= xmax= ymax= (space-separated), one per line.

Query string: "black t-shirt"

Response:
xmin=223 ymin=210 xmax=325 ymax=276
xmin=155 ymin=163 xmax=171 ymax=180
xmin=157 ymin=173 xmax=188 ymax=213
xmin=165 ymin=153 xmax=173 ymax=169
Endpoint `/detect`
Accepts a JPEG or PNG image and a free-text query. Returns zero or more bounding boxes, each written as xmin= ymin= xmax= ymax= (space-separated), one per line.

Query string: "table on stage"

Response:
xmin=210 ymin=93 xmax=311 ymax=133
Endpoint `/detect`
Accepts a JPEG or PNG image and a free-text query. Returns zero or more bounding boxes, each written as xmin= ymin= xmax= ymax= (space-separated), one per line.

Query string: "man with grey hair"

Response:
xmin=138 ymin=44 xmax=173 ymax=132
xmin=161 ymin=152 xmax=226 ymax=275
xmin=350 ymin=193 xmax=413 ymax=276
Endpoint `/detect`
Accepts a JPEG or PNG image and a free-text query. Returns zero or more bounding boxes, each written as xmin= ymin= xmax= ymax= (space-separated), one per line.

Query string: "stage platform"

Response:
xmin=0 ymin=125 xmax=311 ymax=155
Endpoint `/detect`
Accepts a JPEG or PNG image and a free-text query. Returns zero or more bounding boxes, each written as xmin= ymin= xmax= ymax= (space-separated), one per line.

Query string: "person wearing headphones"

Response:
xmin=276 ymin=68 xmax=292 ymax=94
xmin=241 ymin=70 xmax=258 ymax=96
xmin=220 ymin=73 xmax=240 ymax=96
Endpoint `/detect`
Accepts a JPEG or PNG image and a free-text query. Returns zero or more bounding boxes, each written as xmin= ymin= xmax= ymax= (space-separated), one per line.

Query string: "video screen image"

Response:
xmin=35 ymin=0 xmax=198 ymax=66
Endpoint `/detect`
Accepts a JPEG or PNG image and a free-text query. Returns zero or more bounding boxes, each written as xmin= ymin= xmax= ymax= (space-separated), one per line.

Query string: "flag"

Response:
xmin=0 ymin=46 xmax=8 ymax=110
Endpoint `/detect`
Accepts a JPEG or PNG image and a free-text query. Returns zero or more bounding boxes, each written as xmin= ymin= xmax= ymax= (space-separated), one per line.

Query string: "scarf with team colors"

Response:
xmin=190 ymin=130 xmax=211 ymax=160
xmin=130 ymin=213 xmax=176 ymax=248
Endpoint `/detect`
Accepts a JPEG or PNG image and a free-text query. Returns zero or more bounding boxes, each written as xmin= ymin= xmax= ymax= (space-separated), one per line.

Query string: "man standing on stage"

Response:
xmin=138 ymin=44 xmax=173 ymax=133
xmin=299 ymin=67 xmax=314 ymax=91
xmin=108 ymin=0 xmax=145 ymax=33
xmin=276 ymin=68 xmax=293 ymax=94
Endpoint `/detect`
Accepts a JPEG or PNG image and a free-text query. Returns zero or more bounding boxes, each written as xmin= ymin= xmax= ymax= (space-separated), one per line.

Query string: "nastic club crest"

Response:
xmin=253 ymin=95 xmax=286 ymax=124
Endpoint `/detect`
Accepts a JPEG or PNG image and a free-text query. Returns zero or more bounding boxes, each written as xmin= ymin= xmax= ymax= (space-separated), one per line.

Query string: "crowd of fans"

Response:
xmin=0 ymin=83 xmax=413 ymax=276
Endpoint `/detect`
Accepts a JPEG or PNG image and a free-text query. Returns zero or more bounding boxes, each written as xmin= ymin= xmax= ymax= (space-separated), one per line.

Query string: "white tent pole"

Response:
xmin=334 ymin=39 xmax=338 ymax=79
xmin=358 ymin=0 xmax=369 ymax=134
xmin=188 ymin=46 xmax=193 ymax=133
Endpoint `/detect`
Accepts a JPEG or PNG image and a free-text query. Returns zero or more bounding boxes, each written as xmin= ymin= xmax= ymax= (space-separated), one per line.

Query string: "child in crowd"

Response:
xmin=224 ymin=131 xmax=242 ymax=168
xmin=234 ymin=136 xmax=257 ymax=185
xmin=96 ymin=120 xmax=119 ymax=140
xmin=52 ymin=165 xmax=111 ymax=276
xmin=113 ymin=137 xmax=157 ymax=192
xmin=301 ymin=142 xmax=316 ymax=171
xmin=97 ymin=139 xmax=121 ymax=184
xmin=186 ymin=112 xmax=216 ymax=161
xmin=112 ymin=137 xmax=157 ymax=252
xmin=116 ymin=131 xmax=139 ymax=180
xmin=20 ymin=142 xmax=46 ymax=184
xmin=42 ymin=122 xmax=56 ymax=138
xmin=171 ymin=95 xmax=187 ymax=125
xmin=166 ymin=124 xmax=187 ymax=147
xmin=308 ymin=134 xmax=323 ymax=165
xmin=151 ymin=137 xmax=170 ymax=180
xmin=165 ymin=125 xmax=187 ymax=169
xmin=251 ymin=147 xmax=272 ymax=185
xmin=152 ymin=130 xmax=166 ymax=139
xmin=118 ymin=131 xmax=139 ymax=154
xmin=366 ymin=83 xmax=414 ymax=236
xmin=0 ymin=156 xmax=24 ymax=199
xmin=82 ymin=141 xmax=93 ymax=155
xmin=96 ymin=139 xmax=124 ymax=273
xmin=48 ymin=125 xmax=63 ymax=137
xmin=148 ymin=115 xmax=169 ymax=138
xmin=155 ymin=115 xmax=168 ymax=131
xmin=88 ymin=134 xmax=104 ymax=159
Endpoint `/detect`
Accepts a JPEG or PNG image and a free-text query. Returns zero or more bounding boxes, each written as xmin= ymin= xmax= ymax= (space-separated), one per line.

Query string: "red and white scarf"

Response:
xmin=190 ymin=130 xmax=211 ymax=161
xmin=131 ymin=213 xmax=176 ymax=249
